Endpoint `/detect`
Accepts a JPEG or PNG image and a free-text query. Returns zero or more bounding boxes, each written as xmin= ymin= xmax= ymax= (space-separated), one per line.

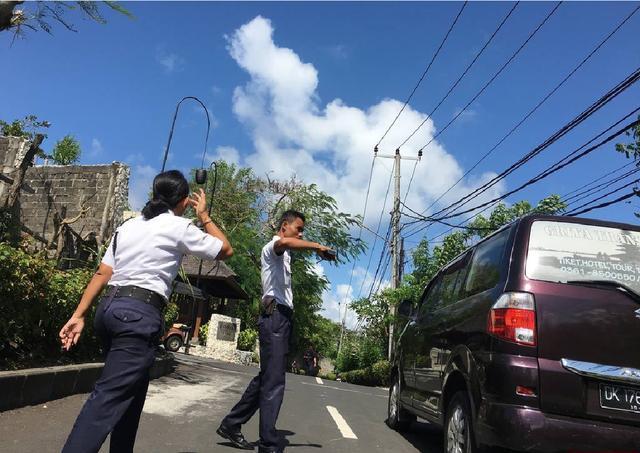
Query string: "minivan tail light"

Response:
xmin=488 ymin=292 xmax=536 ymax=346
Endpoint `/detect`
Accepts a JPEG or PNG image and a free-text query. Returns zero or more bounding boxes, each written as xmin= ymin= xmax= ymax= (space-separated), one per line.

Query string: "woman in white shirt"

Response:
xmin=59 ymin=170 xmax=232 ymax=453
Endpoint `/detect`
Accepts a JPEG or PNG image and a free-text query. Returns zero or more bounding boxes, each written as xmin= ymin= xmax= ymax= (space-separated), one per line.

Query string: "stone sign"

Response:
xmin=216 ymin=321 xmax=237 ymax=341
xmin=204 ymin=314 xmax=242 ymax=362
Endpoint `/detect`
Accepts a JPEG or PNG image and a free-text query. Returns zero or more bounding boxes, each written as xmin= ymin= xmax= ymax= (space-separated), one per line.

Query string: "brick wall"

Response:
xmin=0 ymin=134 xmax=131 ymax=262
xmin=19 ymin=163 xmax=130 ymax=247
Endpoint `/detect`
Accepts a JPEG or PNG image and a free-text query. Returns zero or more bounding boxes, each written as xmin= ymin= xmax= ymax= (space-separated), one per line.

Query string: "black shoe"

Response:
xmin=216 ymin=424 xmax=254 ymax=450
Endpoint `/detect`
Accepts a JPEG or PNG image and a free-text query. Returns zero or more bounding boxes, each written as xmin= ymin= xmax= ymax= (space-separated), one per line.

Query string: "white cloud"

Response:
xmin=321 ymin=283 xmax=358 ymax=329
xmin=226 ymin=16 xmax=505 ymax=229
xmin=326 ymin=44 xmax=349 ymax=60
xmin=226 ymin=16 xmax=506 ymax=315
xmin=452 ymin=106 xmax=478 ymax=122
xmin=200 ymin=146 xmax=242 ymax=167
xmin=320 ymin=264 xmax=386 ymax=329
xmin=156 ymin=47 xmax=185 ymax=73
xmin=125 ymin=152 xmax=145 ymax=165
xmin=214 ymin=146 xmax=241 ymax=166
xmin=89 ymin=138 xmax=103 ymax=158
xmin=129 ymin=164 xmax=156 ymax=211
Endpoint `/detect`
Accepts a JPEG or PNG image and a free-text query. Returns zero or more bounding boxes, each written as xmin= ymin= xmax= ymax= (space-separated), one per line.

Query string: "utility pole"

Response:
xmin=377 ymin=148 xmax=421 ymax=359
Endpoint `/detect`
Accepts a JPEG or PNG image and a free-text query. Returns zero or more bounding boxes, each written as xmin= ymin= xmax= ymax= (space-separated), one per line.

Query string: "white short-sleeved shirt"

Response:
xmin=101 ymin=211 xmax=223 ymax=300
xmin=261 ymin=235 xmax=293 ymax=309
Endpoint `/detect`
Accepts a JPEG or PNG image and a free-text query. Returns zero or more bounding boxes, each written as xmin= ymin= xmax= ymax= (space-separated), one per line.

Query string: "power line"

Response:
xmin=407 ymin=160 xmax=640 ymax=248
xmin=422 ymin=66 xmax=640 ymax=222
xmin=376 ymin=1 xmax=468 ymax=148
xmin=565 ymin=178 xmax=640 ymax=215
xmin=412 ymin=3 xmax=640 ymax=222
xmin=567 ymin=190 xmax=638 ymax=217
xmin=397 ymin=1 xmax=520 ymax=149
xmin=413 ymin=159 xmax=640 ymax=243
xmin=561 ymin=160 xmax=636 ymax=200
xmin=433 ymin=113 xmax=640 ymax=222
xmin=373 ymin=250 xmax=393 ymax=297
xmin=367 ymin=222 xmax=392 ymax=299
xmin=564 ymin=166 xmax=640 ymax=207
xmin=401 ymin=200 xmax=496 ymax=231
xmin=400 ymin=158 xmax=419 ymax=213
xmin=339 ymin=154 xmax=376 ymax=323
xmin=405 ymin=1 xmax=563 ymax=153
xmin=355 ymin=160 xmax=395 ymax=300
xmin=392 ymin=3 xmax=521 ymax=211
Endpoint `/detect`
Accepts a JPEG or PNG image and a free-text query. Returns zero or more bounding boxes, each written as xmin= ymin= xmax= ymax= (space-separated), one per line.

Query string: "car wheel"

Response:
xmin=386 ymin=372 xmax=416 ymax=431
xmin=444 ymin=391 xmax=477 ymax=453
xmin=165 ymin=335 xmax=183 ymax=352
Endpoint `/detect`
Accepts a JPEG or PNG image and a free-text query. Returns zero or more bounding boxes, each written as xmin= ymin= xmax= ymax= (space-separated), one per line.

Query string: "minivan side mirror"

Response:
xmin=397 ymin=299 xmax=413 ymax=317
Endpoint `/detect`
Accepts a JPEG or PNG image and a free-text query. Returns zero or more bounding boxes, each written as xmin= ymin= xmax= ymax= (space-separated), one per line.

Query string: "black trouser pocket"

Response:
xmin=112 ymin=308 xmax=143 ymax=323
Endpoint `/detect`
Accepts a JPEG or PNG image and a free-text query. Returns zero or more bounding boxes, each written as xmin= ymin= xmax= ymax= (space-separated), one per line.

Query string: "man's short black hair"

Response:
xmin=278 ymin=210 xmax=305 ymax=230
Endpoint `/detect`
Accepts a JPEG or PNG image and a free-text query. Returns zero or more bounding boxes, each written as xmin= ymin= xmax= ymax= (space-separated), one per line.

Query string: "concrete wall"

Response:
xmin=19 ymin=163 xmax=130 ymax=246
xmin=0 ymin=135 xmax=130 ymax=262
xmin=0 ymin=136 xmax=30 ymax=206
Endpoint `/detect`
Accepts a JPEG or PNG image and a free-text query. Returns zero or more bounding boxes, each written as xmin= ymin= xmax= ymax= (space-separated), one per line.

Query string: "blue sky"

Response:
xmin=2 ymin=2 xmax=640 ymax=326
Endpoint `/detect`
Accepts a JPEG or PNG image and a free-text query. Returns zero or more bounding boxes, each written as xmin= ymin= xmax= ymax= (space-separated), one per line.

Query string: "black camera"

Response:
xmin=195 ymin=169 xmax=207 ymax=184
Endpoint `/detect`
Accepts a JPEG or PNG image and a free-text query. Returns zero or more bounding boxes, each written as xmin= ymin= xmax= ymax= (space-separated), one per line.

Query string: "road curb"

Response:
xmin=0 ymin=354 xmax=175 ymax=412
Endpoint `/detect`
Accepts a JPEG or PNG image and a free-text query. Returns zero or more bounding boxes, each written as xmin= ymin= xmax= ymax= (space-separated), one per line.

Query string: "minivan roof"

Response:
xmin=415 ymin=213 xmax=640 ymax=300
xmin=518 ymin=213 xmax=640 ymax=232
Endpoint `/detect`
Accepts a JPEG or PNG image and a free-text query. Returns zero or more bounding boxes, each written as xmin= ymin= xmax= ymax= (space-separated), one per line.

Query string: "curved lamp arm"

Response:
xmin=161 ymin=96 xmax=211 ymax=173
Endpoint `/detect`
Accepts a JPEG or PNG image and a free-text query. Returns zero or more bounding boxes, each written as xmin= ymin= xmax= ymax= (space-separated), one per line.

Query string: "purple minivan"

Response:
xmin=388 ymin=214 xmax=640 ymax=452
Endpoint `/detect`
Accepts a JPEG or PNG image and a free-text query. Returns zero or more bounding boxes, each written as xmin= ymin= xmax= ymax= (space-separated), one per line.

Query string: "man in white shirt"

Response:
xmin=217 ymin=210 xmax=334 ymax=453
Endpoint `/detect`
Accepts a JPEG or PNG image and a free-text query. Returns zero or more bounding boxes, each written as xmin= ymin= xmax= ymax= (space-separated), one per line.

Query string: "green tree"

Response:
xmin=186 ymin=161 xmax=364 ymax=359
xmin=0 ymin=115 xmax=55 ymax=161
xmin=51 ymin=135 xmax=81 ymax=165
xmin=615 ymin=118 xmax=640 ymax=217
xmin=1 ymin=1 xmax=132 ymax=41
xmin=615 ymin=119 xmax=640 ymax=160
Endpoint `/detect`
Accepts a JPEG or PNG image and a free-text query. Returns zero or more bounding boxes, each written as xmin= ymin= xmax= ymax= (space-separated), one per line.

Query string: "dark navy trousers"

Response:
xmin=222 ymin=304 xmax=292 ymax=451
xmin=62 ymin=292 xmax=163 ymax=453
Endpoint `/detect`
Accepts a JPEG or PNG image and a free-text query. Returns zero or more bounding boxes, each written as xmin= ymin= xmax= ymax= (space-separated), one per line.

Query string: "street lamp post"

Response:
xmin=184 ymin=160 xmax=219 ymax=355
xmin=161 ymin=96 xmax=211 ymax=176
xmin=160 ymin=96 xmax=214 ymax=354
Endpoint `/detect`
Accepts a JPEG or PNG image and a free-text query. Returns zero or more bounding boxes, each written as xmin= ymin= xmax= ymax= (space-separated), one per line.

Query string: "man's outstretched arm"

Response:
xmin=274 ymin=237 xmax=335 ymax=260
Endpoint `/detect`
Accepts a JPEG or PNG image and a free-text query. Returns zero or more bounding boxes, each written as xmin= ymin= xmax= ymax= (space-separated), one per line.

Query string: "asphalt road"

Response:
xmin=0 ymin=354 xmax=443 ymax=453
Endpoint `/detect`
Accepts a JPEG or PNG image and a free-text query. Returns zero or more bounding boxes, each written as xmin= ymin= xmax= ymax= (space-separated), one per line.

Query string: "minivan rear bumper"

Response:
xmin=476 ymin=401 xmax=640 ymax=452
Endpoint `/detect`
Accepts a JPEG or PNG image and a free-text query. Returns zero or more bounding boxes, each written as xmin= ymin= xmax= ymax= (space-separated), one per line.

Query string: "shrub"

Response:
xmin=199 ymin=322 xmax=209 ymax=346
xmin=335 ymin=334 xmax=386 ymax=373
xmin=335 ymin=338 xmax=359 ymax=373
xmin=238 ymin=328 xmax=258 ymax=351
xmin=358 ymin=336 xmax=384 ymax=369
xmin=51 ymin=135 xmax=81 ymax=165
xmin=339 ymin=360 xmax=391 ymax=387
xmin=371 ymin=360 xmax=391 ymax=386
xmin=319 ymin=371 xmax=337 ymax=381
xmin=163 ymin=302 xmax=179 ymax=328
xmin=0 ymin=242 xmax=97 ymax=369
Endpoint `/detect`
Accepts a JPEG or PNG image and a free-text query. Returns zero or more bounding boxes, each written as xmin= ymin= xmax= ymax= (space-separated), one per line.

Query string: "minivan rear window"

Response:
xmin=526 ymin=220 xmax=640 ymax=291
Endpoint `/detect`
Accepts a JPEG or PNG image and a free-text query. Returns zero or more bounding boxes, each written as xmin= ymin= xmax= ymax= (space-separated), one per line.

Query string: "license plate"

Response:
xmin=599 ymin=383 xmax=640 ymax=414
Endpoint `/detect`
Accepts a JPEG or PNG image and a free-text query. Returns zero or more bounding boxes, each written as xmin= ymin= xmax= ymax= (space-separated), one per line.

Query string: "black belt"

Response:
xmin=276 ymin=303 xmax=293 ymax=319
xmin=108 ymin=285 xmax=166 ymax=311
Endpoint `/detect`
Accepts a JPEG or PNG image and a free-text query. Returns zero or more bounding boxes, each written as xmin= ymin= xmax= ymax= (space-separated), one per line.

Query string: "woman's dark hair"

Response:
xmin=141 ymin=170 xmax=190 ymax=220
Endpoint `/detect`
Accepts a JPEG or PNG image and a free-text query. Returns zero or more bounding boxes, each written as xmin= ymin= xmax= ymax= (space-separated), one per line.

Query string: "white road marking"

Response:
xmin=301 ymin=381 xmax=387 ymax=398
xmin=316 ymin=377 xmax=324 ymax=384
xmin=326 ymin=406 xmax=358 ymax=439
